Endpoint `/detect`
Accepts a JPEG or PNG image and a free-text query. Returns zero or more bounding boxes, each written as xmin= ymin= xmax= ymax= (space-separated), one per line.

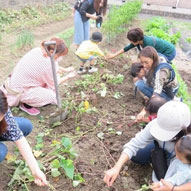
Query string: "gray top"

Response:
xmin=122 ymin=119 xmax=190 ymax=182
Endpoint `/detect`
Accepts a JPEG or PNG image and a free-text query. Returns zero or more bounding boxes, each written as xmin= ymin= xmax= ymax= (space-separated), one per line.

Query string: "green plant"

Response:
xmin=49 ymin=137 xmax=84 ymax=186
xmin=186 ymin=37 xmax=191 ymax=44
xmin=102 ymin=73 xmax=124 ymax=84
xmin=15 ymin=30 xmax=34 ymax=49
xmin=145 ymin=17 xmax=181 ymax=45
xmin=57 ymin=27 xmax=74 ymax=47
xmin=0 ymin=3 xmax=70 ymax=34
xmin=172 ymin=64 xmax=191 ymax=109
xmin=102 ymin=0 xmax=142 ymax=42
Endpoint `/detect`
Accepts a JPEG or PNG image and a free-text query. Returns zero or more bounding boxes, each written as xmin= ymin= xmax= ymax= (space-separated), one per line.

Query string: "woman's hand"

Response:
xmin=152 ymin=179 xmax=173 ymax=191
xmin=67 ymin=71 xmax=78 ymax=79
xmin=104 ymin=166 xmax=120 ymax=187
xmin=33 ymin=169 xmax=48 ymax=186
xmin=150 ymin=182 xmax=161 ymax=190
xmin=106 ymin=53 xmax=115 ymax=59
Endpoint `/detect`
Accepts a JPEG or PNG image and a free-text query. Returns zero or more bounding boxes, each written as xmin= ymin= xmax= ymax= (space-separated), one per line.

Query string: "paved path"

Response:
xmin=108 ymin=0 xmax=191 ymax=19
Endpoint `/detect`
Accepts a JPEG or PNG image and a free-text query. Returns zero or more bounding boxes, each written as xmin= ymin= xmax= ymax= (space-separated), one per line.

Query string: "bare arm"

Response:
xmin=15 ymin=137 xmax=47 ymax=186
xmin=152 ymin=179 xmax=191 ymax=191
xmin=106 ymin=48 xmax=125 ymax=59
xmin=104 ymin=153 xmax=129 ymax=187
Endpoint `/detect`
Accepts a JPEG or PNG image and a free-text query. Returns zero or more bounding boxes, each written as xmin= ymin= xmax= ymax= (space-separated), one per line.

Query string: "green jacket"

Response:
xmin=123 ymin=35 xmax=175 ymax=58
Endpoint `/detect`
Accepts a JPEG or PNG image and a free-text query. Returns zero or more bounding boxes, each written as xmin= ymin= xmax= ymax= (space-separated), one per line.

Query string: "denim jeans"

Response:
xmin=135 ymin=80 xmax=177 ymax=101
xmin=158 ymin=49 xmax=176 ymax=62
xmin=74 ymin=11 xmax=90 ymax=45
xmin=0 ymin=117 xmax=33 ymax=162
xmin=131 ymin=142 xmax=155 ymax=165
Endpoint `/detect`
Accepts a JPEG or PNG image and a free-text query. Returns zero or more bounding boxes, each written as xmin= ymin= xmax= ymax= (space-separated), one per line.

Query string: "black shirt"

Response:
xmin=75 ymin=0 xmax=96 ymax=22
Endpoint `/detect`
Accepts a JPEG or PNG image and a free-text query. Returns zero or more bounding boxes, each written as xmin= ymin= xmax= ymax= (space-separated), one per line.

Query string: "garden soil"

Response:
xmin=0 ymin=13 xmax=190 ymax=191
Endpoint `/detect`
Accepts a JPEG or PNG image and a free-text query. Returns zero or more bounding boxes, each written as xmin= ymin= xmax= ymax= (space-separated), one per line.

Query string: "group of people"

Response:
xmin=0 ymin=0 xmax=191 ymax=190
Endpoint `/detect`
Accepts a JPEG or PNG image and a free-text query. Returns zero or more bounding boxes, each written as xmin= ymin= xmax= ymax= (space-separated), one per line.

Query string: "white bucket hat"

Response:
xmin=150 ymin=101 xmax=191 ymax=141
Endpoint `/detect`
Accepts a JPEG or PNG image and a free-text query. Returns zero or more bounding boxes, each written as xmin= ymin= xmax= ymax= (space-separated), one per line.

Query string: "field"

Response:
xmin=0 ymin=1 xmax=191 ymax=191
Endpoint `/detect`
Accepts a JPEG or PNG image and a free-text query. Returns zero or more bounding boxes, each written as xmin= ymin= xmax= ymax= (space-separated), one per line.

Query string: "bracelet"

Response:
xmin=171 ymin=185 xmax=175 ymax=191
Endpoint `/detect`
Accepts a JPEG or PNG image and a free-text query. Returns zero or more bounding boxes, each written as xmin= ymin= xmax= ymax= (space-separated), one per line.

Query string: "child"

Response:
xmin=130 ymin=62 xmax=146 ymax=83
xmin=151 ymin=135 xmax=191 ymax=189
xmin=136 ymin=95 xmax=167 ymax=123
xmin=75 ymin=32 xmax=105 ymax=74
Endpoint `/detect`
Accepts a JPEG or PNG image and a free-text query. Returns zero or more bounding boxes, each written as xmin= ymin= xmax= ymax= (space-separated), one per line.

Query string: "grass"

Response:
xmin=15 ymin=30 xmax=34 ymax=49
xmin=57 ymin=28 xmax=74 ymax=47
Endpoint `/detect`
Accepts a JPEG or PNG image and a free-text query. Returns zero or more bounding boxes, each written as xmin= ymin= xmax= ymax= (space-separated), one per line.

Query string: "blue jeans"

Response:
xmin=135 ymin=80 xmax=177 ymax=101
xmin=0 ymin=117 xmax=33 ymax=162
xmin=131 ymin=142 xmax=155 ymax=165
xmin=159 ymin=49 xmax=176 ymax=62
xmin=74 ymin=11 xmax=90 ymax=45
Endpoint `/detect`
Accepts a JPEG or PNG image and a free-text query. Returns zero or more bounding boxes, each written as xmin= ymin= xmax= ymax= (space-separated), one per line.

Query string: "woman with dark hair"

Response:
xmin=1 ymin=38 xmax=77 ymax=115
xmin=137 ymin=46 xmax=178 ymax=101
xmin=73 ymin=0 xmax=107 ymax=46
xmin=107 ymin=28 xmax=176 ymax=62
xmin=0 ymin=90 xmax=47 ymax=186
xmin=104 ymin=101 xmax=191 ymax=191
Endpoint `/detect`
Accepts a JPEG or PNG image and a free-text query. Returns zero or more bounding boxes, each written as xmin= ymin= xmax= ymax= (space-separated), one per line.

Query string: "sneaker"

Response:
xmin=19 ymin=103 xmax=40 ymax=116
xmin=78 ymin=67 xmax=86 ymax=74
xmin=88 ymin=66 xmax=98 ymax=73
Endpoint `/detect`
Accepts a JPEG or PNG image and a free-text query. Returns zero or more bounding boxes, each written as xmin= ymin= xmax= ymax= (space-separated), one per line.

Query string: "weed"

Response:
xmin=15 ymin=30 xmax=34 ymax=49
xmin=145 ymin=17 xmax=181 ymax=45
xmin=57 ymin=27 xmax=74 ymax=47
xmin=172 ymin=64 xmax=191 ymax=109
xmin=102 ymin=0 xmax=142 ymax=42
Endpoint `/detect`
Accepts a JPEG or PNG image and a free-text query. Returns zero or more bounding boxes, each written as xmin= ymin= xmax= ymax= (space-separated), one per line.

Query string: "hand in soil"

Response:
xmin=103 ymin=167 xmax=120 ymax=187
xmin=33 ymin=169 xmax=48 ymax=186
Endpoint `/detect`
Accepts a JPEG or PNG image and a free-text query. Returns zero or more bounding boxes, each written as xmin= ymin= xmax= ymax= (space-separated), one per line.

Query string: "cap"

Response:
xmin=150 ymin=101 xmax=191 ymax=141
xmin=91 ymin=32 xmax=102 ymax=42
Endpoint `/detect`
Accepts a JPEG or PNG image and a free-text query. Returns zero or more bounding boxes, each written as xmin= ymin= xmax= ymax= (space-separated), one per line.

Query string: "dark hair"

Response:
xmin=127 ymin=28 xmax=144 ymax=43
xmin=0 ymin=90 xmax=8 ymax=135
xmin=145 ymin=95 xmax=167 ymax=114
xmin=41 ymin=37 xmax=68 ymax=56
xmin=175 ymin=135 xmax=191 ymax=164
xmin=130 ymin=62 xmax=143 ymax=77
xmin=139 ymin=46 xmax=159 ymax=85
xmin=172 ymin=124 xmax=191 ymax=143
xmin=94 ymin=0 xmax=108 ymax=16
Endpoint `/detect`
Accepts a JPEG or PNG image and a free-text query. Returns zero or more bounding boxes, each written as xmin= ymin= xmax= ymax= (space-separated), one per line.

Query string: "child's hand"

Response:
xmin=151 ymin=182 xmax=161 ymax=190
xmin=136 ymin=108 xmax=147 ymax=122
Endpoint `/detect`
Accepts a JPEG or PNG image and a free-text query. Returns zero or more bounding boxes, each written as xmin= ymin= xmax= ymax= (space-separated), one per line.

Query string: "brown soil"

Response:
xmin=0 ymin=12 xmax=190 ymax=191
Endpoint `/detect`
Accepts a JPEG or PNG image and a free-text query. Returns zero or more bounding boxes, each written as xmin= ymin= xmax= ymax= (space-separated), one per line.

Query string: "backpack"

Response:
xmin=74 ymin=0 xmax=93 ymax=10
xmin=154 ymin=63 xmax=175 ymax=85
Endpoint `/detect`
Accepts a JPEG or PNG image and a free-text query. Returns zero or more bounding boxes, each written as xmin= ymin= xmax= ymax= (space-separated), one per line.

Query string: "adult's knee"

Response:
xmin=0 ymin=143 xmax=8 ymax=162
xmin=136 ymin=80 xmax=145 ymax=92
xmin=14 ymin=117 xmax=33 ymax=137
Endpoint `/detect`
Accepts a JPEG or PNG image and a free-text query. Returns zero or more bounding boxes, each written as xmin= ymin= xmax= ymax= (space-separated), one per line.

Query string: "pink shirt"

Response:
xmin=10 ymin=47 xmax=58 ymax=91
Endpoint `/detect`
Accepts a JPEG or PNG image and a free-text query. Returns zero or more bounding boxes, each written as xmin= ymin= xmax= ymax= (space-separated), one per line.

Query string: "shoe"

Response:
xmin=78 ymin=67 xmax=86 ymax=74
xmin=88 ymin=66 xmax=98 ymax=73
xmin=19 ymin=103 xmax=40 ymax=116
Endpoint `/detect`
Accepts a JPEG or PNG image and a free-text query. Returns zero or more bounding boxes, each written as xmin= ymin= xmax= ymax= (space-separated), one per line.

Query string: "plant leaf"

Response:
xmin=51 ymin=168 xmax=61 ymax=177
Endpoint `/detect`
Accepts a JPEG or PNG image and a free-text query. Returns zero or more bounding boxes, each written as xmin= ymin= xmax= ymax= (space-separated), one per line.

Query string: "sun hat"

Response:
xmin=91 ymin=32 xmax=102 ymax=42
xmin=150 ymin=101 xmax=191 ymax=141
